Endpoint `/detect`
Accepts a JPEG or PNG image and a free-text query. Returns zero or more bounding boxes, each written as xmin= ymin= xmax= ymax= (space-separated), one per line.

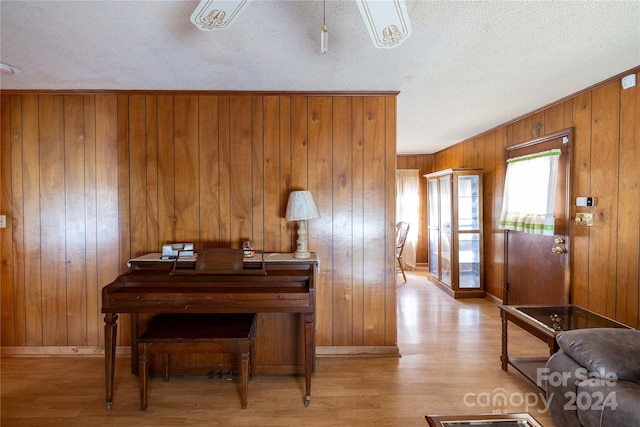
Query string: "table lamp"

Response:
xmin=285 ymin=191 xmax=320 ymax=259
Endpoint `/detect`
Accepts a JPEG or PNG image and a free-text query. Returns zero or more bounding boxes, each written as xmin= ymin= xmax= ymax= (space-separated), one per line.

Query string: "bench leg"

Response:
xmin=138 ymin=348 xmax=149 ymax=411
xmin=241 ymin=349 xmax=249 ymax=409
xmin=162 ymin=354 xmax=170 ymax=382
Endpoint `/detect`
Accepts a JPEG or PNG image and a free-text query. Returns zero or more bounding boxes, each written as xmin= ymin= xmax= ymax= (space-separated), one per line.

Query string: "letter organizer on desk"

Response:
xmin=102 ymin=249 xmax=318 ymax=410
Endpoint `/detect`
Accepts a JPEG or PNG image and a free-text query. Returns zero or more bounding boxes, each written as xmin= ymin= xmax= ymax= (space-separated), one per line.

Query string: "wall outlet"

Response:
xmin=0 ymin=215 xmax=6 ymax=228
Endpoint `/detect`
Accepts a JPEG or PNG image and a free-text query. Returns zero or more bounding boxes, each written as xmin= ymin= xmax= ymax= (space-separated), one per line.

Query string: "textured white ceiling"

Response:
xmin=1 ymin=0 xmax=639 ymax=154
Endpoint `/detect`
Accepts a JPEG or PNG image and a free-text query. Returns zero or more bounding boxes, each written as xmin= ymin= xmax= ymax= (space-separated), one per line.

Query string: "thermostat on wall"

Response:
xmin=576 ymin=197 xmax=595 ymax=207
xmin=622 ymin=74 xmax=636 ymax=90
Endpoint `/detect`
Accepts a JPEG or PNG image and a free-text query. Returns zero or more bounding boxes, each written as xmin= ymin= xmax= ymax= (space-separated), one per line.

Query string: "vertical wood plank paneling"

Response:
xmin=617 ymin=74 xmax=640 ymax=326
xmin=39 ymin=95 xmax=67 ymax=345
xmin=8 ymin=96 xmax=26 ymax=345
xmin=199 ymin=96 xmax=221 ymax=247
xmin=218 ymin=97 xmax=232 ymax=245
xmin=570 ymin=93 xmax=592 ymax=307
xmin=128 ymin=95 xmax=148 ymax=257
xmin=83 ymin=95 xmax=100 ymax=346
xmin=95 ymin=95 xmax=121 ymax=346
xmin=1 ymin=91 xmax=400 ymax=352
xmin=10 ymin=95 xmax=27 ymax=346
xmin=544 ymin=103 xmax=565 ymax=134
xmin=332 ymin=96 xmax=354 ymax=345
xmin=228 ymin=96 xmax=253 ymax=247
xmin=250 ymin=96 xmax=265 ymax=250
xmin=63 ymin=95 xmax=87 ymax=346
xmin=351 ymin=97 xmax=365 ymax=346
xmin=145 ymin=95 xmax=159 ymax=252
xmin=482 ymin=131 xmax=497 ymax=297
xmin=157 ymin=96 xmax=175 ymax=245
xmin=116 ymin=95 xmax=132 ymax=344
xmin=174 ymin=95 xmax=200 ymax=244
xmin=384 ymin=96 xmax=397 ymax=345
xmin=117 ymin=95 xmax=131 ymax=268
xmin=278 ymin=97 xmax=293 ymax=252
xmin=1 ymin=95 xmax=15 ymax=345
xmin=21 ymin=95 xmax=42 ymax=346
xmin=307 ymin=96 xmax=334 ymax=346
xmin=362 ymin=96 xmax=386 ymax=346
xmin=492 ymin=128 xmax=507 ymax=298
xmin=263 ymin=96 xmax=281 ymax=251
xmin=510 ymin=119 xmax=525 ymax=146
xmin=588 ymin=82 xmax=619 ymax=317
xmin=289 ymin=97 xmax=308 ymax=255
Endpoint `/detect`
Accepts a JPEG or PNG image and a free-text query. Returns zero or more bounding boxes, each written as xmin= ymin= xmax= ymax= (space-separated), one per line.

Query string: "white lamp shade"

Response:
xmin=285 ymin=191 xmax=320 ymax=221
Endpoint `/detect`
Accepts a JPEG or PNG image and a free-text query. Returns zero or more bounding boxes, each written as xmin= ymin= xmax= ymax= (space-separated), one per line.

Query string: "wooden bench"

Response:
xmin=136 ymin=313 xmax=257 ymax=410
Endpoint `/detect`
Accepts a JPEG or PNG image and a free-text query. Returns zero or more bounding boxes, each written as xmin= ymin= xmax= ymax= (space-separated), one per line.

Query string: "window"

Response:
xmin=499 ymin=149 xmax=561 ymax=236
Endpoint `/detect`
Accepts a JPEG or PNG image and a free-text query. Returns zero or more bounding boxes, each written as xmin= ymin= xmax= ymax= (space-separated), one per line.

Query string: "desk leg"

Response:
xmin=104 ymin=313 xmax=118 ymax=410
xmin=500 ymin=312 xmax=508 ymax=371
xmin=304 ymin=312 xmax=313 ymax=407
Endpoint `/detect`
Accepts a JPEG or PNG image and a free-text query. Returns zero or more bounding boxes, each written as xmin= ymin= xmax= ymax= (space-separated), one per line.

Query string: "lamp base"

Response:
xmin=294 ymin=219 xmax=311 ymax=259
xmin=293 ymin=250 xmax=311 ymax=259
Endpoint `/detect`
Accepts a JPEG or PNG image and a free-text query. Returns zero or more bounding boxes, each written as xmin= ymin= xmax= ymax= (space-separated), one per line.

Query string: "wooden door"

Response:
xmin=504 ymin=129 xmax=571 ymax=305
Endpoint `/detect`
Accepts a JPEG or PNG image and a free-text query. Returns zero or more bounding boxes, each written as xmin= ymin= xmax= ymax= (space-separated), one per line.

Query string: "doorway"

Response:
xmin=502 ymin=129 xmax=572 ymax=305
xmin=396 ymin=169 xmax=419 ymax=270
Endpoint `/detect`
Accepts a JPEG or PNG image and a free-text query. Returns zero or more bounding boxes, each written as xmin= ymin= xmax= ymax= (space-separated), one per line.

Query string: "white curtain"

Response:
xmin=499 ymin=149 xmax=561 ymax=236
xmin=396 ymin=169 xmax=419 ymax=269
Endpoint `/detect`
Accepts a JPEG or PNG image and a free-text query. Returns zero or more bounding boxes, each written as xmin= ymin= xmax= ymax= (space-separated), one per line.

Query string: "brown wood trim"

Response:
xmin=0 ymin=89 xmax=400 ymax=96
xmin=316 ymin=346 xmax=400 ymax=357
xmin=1 ymin=345 xmax=402 ymax=358
xmin=0 ymin=346 xmax=131 ymax=357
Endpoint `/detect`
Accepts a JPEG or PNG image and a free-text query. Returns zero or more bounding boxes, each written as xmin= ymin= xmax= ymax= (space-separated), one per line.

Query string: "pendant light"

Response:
xmin=320 ymin=0 xmax=328 ymax=54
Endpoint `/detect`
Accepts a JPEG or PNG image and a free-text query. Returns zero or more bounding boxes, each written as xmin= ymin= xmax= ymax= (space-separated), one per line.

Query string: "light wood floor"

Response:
xmin=1 ymin=268 xmax=556 ymax=426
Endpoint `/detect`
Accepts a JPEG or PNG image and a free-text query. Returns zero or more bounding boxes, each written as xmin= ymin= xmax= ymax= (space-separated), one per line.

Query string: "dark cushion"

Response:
xmin=577 ymin=378 xmax=640 ymax=427
xmin=545 ymin=352 xmax=583 ymax=427
xmin=556 ymin=329 xmax=640 ymax=381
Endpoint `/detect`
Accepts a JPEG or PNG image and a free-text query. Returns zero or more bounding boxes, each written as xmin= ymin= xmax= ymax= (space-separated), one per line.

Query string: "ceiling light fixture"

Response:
xmin=356 ymin=0 xmax=412 ymax=49
xmin=0 ymin=63 xmax=20 ymax=74
xmin=190 ymin=0 xmax=412 ymax=51
xmin=320 ymin=0 xmax=328 ymax=54
xmin=191 ymin=0 xmax=252 ymax=31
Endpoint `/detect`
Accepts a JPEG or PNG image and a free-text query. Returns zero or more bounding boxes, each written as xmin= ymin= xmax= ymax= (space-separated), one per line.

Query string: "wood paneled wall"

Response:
xmin=402 ymin=67 xmax=640 ymax=328
xmin=0 ymin=92 xmax=398 ymax=351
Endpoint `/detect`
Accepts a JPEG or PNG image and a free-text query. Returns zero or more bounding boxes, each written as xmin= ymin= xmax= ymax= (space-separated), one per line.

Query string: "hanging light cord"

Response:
xmin=320 ymin=0 xmax=328 ymax=54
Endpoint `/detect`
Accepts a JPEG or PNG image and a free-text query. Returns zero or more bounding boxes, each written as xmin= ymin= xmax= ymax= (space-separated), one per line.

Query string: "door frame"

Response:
xmin=503 ymin=128 xmax=572 ymax=305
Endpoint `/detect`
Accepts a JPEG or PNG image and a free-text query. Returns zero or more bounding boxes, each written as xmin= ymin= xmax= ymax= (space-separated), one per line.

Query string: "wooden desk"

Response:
xmin=102 ymin=251 xmax=317 ymax=410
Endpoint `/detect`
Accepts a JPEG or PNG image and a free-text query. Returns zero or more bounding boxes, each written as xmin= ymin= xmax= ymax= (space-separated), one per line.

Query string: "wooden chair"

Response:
xmin=136 ymin=313 xmax=257 ymax=410
xmin=396 ymin=221 xmax=410 ymax=283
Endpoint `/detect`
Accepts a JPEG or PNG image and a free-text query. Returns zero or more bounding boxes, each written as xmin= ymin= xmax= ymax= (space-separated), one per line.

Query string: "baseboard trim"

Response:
xmin=485 ymin=293 xmax=502 ymax=305
xmin=1 ymin=345 xmax=401 ymax=358
xmin=0 ymin=346 xmax=131 ymax=357
xmin=316 ymin=345 xmax=400 ymax=357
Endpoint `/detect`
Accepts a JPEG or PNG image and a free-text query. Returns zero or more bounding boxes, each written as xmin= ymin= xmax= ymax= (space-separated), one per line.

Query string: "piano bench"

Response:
xmin=136 ymin=313 xmax=257 ymax=410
